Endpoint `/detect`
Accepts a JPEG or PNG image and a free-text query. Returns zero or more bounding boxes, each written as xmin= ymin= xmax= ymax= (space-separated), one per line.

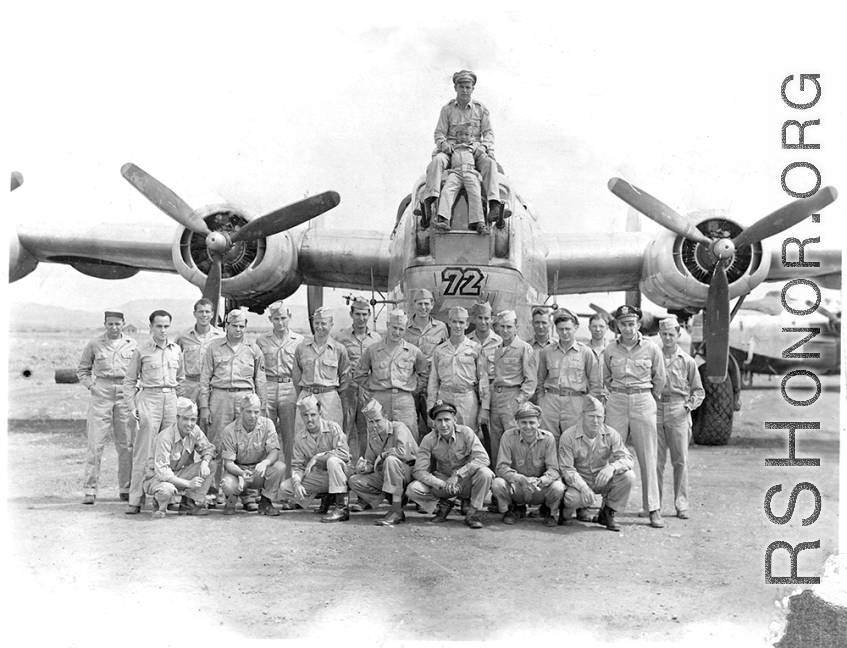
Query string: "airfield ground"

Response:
xmin=4 ymin=331 xmax=841 ymax=645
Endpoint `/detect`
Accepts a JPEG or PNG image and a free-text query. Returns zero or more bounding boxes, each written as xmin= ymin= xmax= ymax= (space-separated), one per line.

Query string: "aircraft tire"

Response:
xmin=691 ymin=362 xmax=735 ymax=446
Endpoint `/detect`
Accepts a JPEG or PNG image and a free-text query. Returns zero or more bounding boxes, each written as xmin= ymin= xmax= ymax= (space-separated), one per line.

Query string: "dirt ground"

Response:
xmin=3 ymin=332 xmax=841 ymax=645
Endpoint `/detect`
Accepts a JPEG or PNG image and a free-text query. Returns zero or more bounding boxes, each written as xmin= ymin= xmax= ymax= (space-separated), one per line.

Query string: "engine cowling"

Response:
xmin=9 ymin=230 xmax=39 ymax=282
xmin=171 ymin=204 xmax=301 ymax=305
xmin=640 ymin=210 xmax=771 ymax=311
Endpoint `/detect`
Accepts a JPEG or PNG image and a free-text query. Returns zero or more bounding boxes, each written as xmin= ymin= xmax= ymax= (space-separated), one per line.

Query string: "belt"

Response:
xmin=544 ymin=387 xmax=585 ymax=397
xmin=373 ymin=388 xmax=411 ymax=395
xmin=303 ymin=385 xmax=337 ymax=394
xmin=493 ymin=385 xmax=520 ymax=393
xmin=141 ymin=386 xmax=175 ymax=392
xmin=212 ymin=387 xmax=253 ymax=392
xmin=266 ymin=376 xmax=292 ymax=383
xmin=185 ymin=374 xmax=200 ymax=381
xmin=97 ymin=376 xmax=124 ymax=382
xmin=610 ymin=387 xmax=652 ymax=395
xmin=440 ymin=385 xmax=477 ymax=394
xmin=660 ymin=394 xmax=686 ymax=403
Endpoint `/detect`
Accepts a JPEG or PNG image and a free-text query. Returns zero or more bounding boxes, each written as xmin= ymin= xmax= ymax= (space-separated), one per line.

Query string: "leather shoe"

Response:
xmin=594 ymin=507 xmax=608 ymax=526
xmin=649 ymin=510 xmax=665 ymax=528
xmin=320 ymin=506 xmax=350 ymax=523
xmin=489 ymin=200 xmax=504 ymax=228
xmin=502 ymin=508 xmax=518 ymax=525
xmin=374 ymin=510 xmax=405 ymax=526
xmin=349 ymin=501 xmax=371 ymax=513
xmin=82 ymin=495 xmax=95 ymax=505
xmin=677 ymin=509 xmax=690 ymax=520
xmin=314 ymin=495 xmax=331 ymax=515
xmin=576 ymin=508 xmax=593 ymax=523
xmin=433 ymin=216 xmax=450 ymax=231
xmin=603 ymin=506 xmax=621 ymax=532
xmin=178 ymin=496 xmax=209 ymax=517
xmin=464 ymin=513 xmax=484 ymax=529
xmin=540 ymin=506 xmax=558 ymax=528
xmin=125 ymin=505 xmax=141 ymax=515
xmin=431 ymin=500 xmax=452 ymax=523
xmin=167 ymin=503 xmax=180 ymax=512
xmin=243 ymin=501 xmax=259 ymax=512
xmin=558 ymin=507 xmax=574 ymax=526
xmin=421 ymin=198 xmax=435 ymax=228
xmin=257 ymin=496 xmax=280 ymax=517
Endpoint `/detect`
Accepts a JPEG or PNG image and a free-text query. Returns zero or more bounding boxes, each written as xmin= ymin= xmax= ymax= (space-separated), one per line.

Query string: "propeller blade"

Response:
xmin=231 ymin=191 xmax=341 ymax=243
xmin=704 ymin=264 xmax=730 ymax=382
xmin=11 ymin=171 xmax=23 ymax=192
xmin=120 ymin=163 xmax=209 ymax=236
xmin=732 ymin=186 xmax=838 ymax=249
xmin=607 ymin=177 xmax=712 ymax=245
xmin=203 ymin=256 xmax=223 ymax=322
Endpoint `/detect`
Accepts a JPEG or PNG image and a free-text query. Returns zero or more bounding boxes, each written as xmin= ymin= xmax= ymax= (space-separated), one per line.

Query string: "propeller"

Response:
xmin=121 ymin=163 xmax=340 ymax=321
xmin=11 ymin=171 xmax=23 ymax=192
xmin=608 ymin=177 xmax=838 ymax=382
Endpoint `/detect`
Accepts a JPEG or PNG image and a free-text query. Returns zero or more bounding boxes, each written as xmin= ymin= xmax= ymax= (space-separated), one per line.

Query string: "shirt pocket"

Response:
xmin=669 ymin=364 xmax=688 ymax=390
xmin=610 ymin=357 xmax=625 ymax=379
xmin=93 ymin=350 xmax=112 ymax=373
xmin=634 ymin=358 xmax=652 ymax=378
xmin=234 ymin=354 xmax=255 ymax=378
xmin=567 ymin=358 xmax=585 ymax=382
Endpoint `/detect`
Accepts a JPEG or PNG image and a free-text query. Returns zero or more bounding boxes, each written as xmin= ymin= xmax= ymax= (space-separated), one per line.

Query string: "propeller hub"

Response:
xmin=712 ymin=238 xmax=735 ymax=261
xmin=206 ymin=231 xmax=230 ymax=255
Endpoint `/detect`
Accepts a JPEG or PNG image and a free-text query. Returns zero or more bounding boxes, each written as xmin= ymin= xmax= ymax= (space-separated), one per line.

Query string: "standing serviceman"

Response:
xmin=256 ymin=300 xmax=304 ymax=476
xmin=334 ymin=298 xmax=381 ymax=460
xmin=587 ymin=313 xmax=610 ymax=362
xmin=404 ymin=289 xmax=449 ymax=434
xmin=656 ymin=316 xmax=704 ymax=519
xmin=123 ymin=310 xmax=186 ymax=514
xmin=489 ymin=310 xmax=537 ymax=470
xmin=199 ymin=309 xmax=267 ymax=506
xmin=536 ymin=308 xmax=601 ymax=445
xmin=176 ymin=298 xmax=223 ymax=408
xmin=469 ymin=301 xmax=501 ymax=457
xmin=427 ymin=306 xmax=489 ymax=434
xmin=527 ymin=307 xmax=557 ymax=365
xmin=355 ymin=309 xmax=428 ymax=442
xmin=77 ymin=309 xmax=137 ymax=505
xmin=602 ymin=304 xmax=666 ymax=529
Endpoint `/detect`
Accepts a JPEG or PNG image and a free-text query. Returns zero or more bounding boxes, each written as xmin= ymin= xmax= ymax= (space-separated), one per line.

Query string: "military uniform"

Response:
xmin=144 ymin=420 xmax=216 ymax=509
xmin=489 ymin=336 xmax=537 ymax=466
xmin=175 ymin=325 xmax=224 ymax=404
xmin=219 ymin=415 xmax=286 ymax=502
xmin=468 ymin=328 xmax=501 ymax=383
xmin=292 ymin=335 xmax=349 ymax=432
xmin=77 ymin=332 xmax=137 ymax=498
xmin=278 ymin=417 xmax=351 ymax=503
xmin=334 ymin=325 xmax=381 ymax=459
xmin=492 ymin=425 xmax=564 ymax=514
xmin=427 ymin=337 xmax=489 ymax=433
xmin=348 ymin=418 xmax=418 ymax=508
xmin=123 ymin=338 xmax=185 ymax=508
xmin=404 ymin=313 xmax=449 ymax=433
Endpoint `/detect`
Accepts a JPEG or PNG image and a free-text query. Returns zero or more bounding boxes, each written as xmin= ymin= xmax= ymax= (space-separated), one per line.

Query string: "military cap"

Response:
xmin=413 ymin=288 xmax=434 ymax=302
xmin=350 ymin=298 xmax=371 ymax=312
xmin=659 ymin=316 xmax=680 ymax=332
xmin=448 ymin=306 xmax=469 ymax=319
xmin=226 ymin=309 xmax=247 ymax=324
xmin=452 ymin=69 xmax=477 ymax=85
xmin=553 ymin=308 xmax=579 ymax=326
xmin=176 ymin=397 xmax=198 ymax=417
xmin=582 ymin=395 xmax=605 ymax=415
xmin=472 ymin=302 xmax=493 ymax=316
xmin=361 ymin=399 xmax=384 ymax=419
xmin=268 ymin=300 xmax=289 ymax=317
xmin=514 ymin=402 xmax=542 ymax=420
xmin=104 ymin=310 xmax=124 ymax=319
xmin=388 ymin=309 xmax=409 ymax=326
xmin=313 ymin=306 xmax=333 ymax=320
xmin=496 ymin=309 xmax=517 ymax=324
xmin=428 ymin=399 xmax=457 ymax=418
xmin=296 ymin=394 xmax=320 ymax=413
xmin=612 ymin=304 xmax=642 ymax=321
xmin=240 ymin=393 xmax=262 ymax=409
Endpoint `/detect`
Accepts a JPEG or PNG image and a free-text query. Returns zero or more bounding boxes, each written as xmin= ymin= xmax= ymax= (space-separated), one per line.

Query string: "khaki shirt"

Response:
xmin=496 ymin=427 xmax=560 ymax=483
xmin=256 ymin=330 xmax=304 ymax=380
xmin=528 ymin=335 xmax=557 ymax=365
xmin=602 ymin=333 xmax=666 ymax=399
xmin=291 ymin=418 xmax=350 ymax=483
xmin=492 ymin=336 xmax=538 ymax=402
xmin=292 ymin=336 xmax=350 ymax=390
xmin=427 ymin=337 xmax=490 ymax=410
xmin=198 ymin=338 xmax=267 ymax=409
xmin=335 ymin=326 xmax=382 ymax=370
xmin=469 ymin=329 xmax=502 ymax=380
xmin=434 ymin=98 xmax=495 ymax=154
xmin=123 ymin=339 xmax=186 ymax=409
xmin=354 ymin=340 xmax=428 ymax=393
xmin=662 ymin=346 xmax=705 ymax=410
xmin=537 ymin=340 xmax=601 ymax=396
xmin=558 ymin=422 xmax=634 ymax=491
xmin=361 ymin=421 xmax=418 ymax=473
xmin=404 ymin=316 xmax=449 ymax=360
xmin=148 ymin=423 xmax=215 ymax=482
xmin=176 ymin=326 xmax=224 ymax=378
xmin=413 ymin=424 xmax=490 ymax=486
xmin=76 ymin=333 xmax=137 ymax=388
xmin=220 ymin=416 xmax=280 ymax=465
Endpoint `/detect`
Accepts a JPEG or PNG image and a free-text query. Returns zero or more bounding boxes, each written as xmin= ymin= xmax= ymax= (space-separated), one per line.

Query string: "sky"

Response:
xmin=5 ymin=3 xmax=844 ymax=315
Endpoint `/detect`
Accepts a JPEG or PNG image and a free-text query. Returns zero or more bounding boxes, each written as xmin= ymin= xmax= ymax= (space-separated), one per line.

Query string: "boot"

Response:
xmin=604 ymin=506 xmax=621 ymax=532
xmin=489 ymin=200 xmax=504 ymax=228
xmin=464 ymin=505 xmax=483 ymax=529
xmin=421 ymin=198 xmax=436 ymax=228
xmin=320 ymin=494 xmax=350 ymax=523
xmin=431 ymin=498 xmax=453 ymax=523
xmin=314 ymin=495 xmax=331 ymax=515
xmin=459 ymin=498 xmax=471 ymax=516
xmin=257 ymin=495 xmax=279 ymax=517
xmin=540 ymin=504 xmax=558 ymax=528
xmin=502 ymin=505 xmax=518 ymax=525
xmin=178 ymin=495 xmax=208 ymax=517
xmin=374 ymin=509 xmax=406 ymax=526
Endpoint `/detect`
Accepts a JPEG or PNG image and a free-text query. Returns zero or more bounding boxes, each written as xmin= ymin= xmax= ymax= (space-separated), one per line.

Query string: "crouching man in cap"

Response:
xmin=559 ymin=396 xmax=635 ymax=532
xmin=348 ymin=399 xmax=419 ymax=526
xmin=492 ymin=402 xmax=562 ymax=527
xmin=144 ymin=397 xmax=216 ymax=518
xmin=219 ymin=393 xmax=285 ymax=516
xmin=278 ymin=395 xmax=352 ymax=522
xmin=406 ymin=400 xmax=494 ymax=529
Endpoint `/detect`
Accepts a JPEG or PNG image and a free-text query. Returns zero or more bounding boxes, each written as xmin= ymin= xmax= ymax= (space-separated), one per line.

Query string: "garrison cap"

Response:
xmin=350 ymin=298 xmax=371 ymax=311
xmin=313 ymin=306 xmax=333 ymax=320
xmin=496 ymin=310 xmax=517 ymax=324
xmin=659 ymin=316 xmax=681 ymax=332
xmin=514 ymin=402 xmax=542 ymax=420
xmin=428 ymin=399 xmax=457 ymax=418
xmin=296 ymin=394 xmax=320 ymax=413
xmin=612 ymin=304 xmax=642 ymax=321
xmin=472 ymin=301 xmax=493 ymax=316
xmin=240 ymin=393 xmax=262 ymax=409
xmin=553 ymin=308 xmax=579 ymax=326
xmin=452 ymin=69 xmax=477 ymax=85
xmin=582 ymin=395 xmax=605 ymax=415
xmin=448 ymin=306 xmax=469 ymax=319
xmin=268 ymin=300 xmax=289 ymax=317
xmin=104 ymin=310 xmax=124 ymax=319
xmin=361 ymin=399 xmax=384 ymax=419
xmin=176 ymin=397 xmax=198 ymax=417
xmin=413 ymin=288 xmax=434 ymax=302
xmin=388 ymin=309 xmax=409 ymax=326
xmin=226 ymin=309 xmax=247 ymax=324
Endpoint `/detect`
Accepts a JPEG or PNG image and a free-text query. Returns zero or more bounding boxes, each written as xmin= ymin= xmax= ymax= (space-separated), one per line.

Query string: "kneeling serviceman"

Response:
xmin=406 ymin=400 xmax=493 ymax=529
xmin=145 ymin=397 xmax=216 ymax=518
xmin=219 ymin=393 xmax=286 ymax=516
xmin=492 ymin=402 xmax=563 ymax=527
xmin=558 ymin=395 xmax=635 ymax=531
xmin=348 ymin=399 xmax=419 ymax=526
